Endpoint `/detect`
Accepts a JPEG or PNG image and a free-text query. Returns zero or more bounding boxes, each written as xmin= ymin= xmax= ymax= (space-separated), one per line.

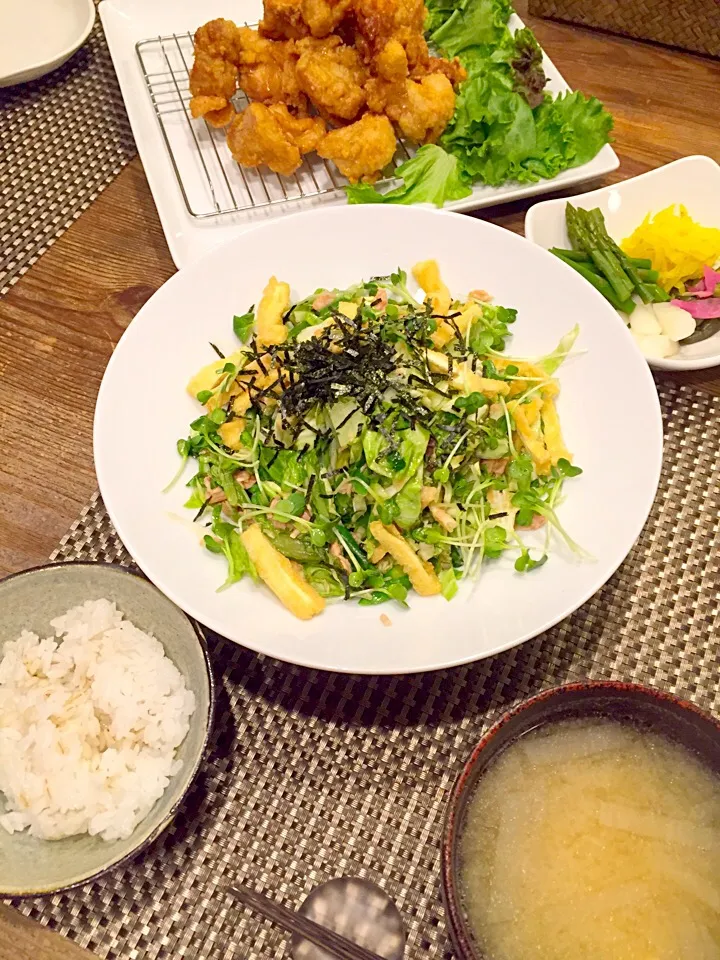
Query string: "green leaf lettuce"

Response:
xmin=345 ymin=145 xmax=471 ymax=207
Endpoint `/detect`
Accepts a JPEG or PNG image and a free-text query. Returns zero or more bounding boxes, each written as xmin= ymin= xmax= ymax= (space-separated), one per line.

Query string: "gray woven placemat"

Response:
xmin=13 ymin=378 xmax=720 ymax=959
xmin=0 ymin=4 xmax=135 ymax=297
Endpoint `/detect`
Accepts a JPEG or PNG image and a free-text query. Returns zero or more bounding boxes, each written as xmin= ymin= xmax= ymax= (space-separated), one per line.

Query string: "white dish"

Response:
xmin=0 ymin=0 xmax=95 ymax=87
xmin=98 ymin=0 xmax=618 ymax=270
xmin=94 ymin=205 xmax=662 ymax=675
xmin=525 ymin=155 xmax=720 ymax=371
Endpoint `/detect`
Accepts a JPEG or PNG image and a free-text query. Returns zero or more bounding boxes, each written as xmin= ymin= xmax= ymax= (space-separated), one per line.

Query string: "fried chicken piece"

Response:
xmin=259 ymin=0 xmax=309 ymax=40
xmin=419 ymin=56 xmax=467 ymax=87
xmin=189 ymin=97 xmax=236 ymax=127
xmin=194 ymin=18 xmax=243 ymax=63
xmin=189 ymin=50 xmax=238 ymax=119
xmin=190 ymin=95 xmax=227 ymax=118
xmin=317 ymin=113 xmax=396 ymax=182
xmin=227 ymin=102 xmax=325 ymax=176
xmin=375 ymin=38 xmax=408 ymax=81
xmin=353 ymin=0 xmax=429 ymax=71
xmin=301 ymin=0 xmax=354 ymax=37
xmin=295 ymin=36 xmax=367 ymax=121
xmin=235 ymin=28 xmax=307 ymax=112
xmin=206 ymin=104 xmax=237 ymax=128
xmin=366 ymin=73 xmax=455 ymax=143
xmin=268 ymin=102 xmax=326 ymax=151
xmin=259 ymin=0 xmax=353 ymax=40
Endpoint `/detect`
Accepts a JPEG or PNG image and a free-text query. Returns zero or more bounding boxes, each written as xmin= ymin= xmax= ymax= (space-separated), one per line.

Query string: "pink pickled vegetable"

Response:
xmin=702 ymin=264 xmax=720 ymax=292
xmin=671 ymin=297 xmax=720 ymax=320
xmin=687 ymin=265 xmax=720 ymax=296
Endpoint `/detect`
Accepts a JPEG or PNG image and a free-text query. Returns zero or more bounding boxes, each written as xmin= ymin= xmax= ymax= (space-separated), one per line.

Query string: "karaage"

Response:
xmin=421 ymin=55 xmax=467 ymax=86
xmin=235 ymin=29 xmax=307 ymax=112
xmin=194 ymin=18 xmax=243 ymax=63
xmin=317 ymin=113 xmax=396 ymax=181
xmin=190 ymin=98 xmax=236 ymax=128
xmin=259 ymin=0 xmax=310 ymax=40
xmin=227 ymin=102 xmax=326 ymax=176
xmin=374 ymin=38 xmax=408 ymax=82
xmin=353 ymin=0 xmax=429 ymax=72
xmin=189 ymin=50 xmax=238 ymax=123
xmin=296 ymin=37 xmax=367 ymax=122
xmin=366 ymin=73 xmax=455 ymax=143
xmin=190 ymin=0 xmax=466 ymax=181
xmin=301 ymin=0 xmax=354 ymax=37
xmin=259 ymin=0 xmax=354 ymax=40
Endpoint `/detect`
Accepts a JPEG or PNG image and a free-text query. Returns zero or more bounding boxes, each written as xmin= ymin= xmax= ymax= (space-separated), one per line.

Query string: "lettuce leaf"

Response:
xmin=429 ymin=0 xmax=612 ymax=190
xmin=345 ymin=145 xmax=471 ymax=207
xmin=355 ymin=0 xmax=612 ymax=205
xmin=425 ymin=0 xmax=459 ymax=35
xmin=429 ymin=0 xmax=512 ymax=57
xmin=439 ymin=65 xmax=612 ymax=188
xmin=510 ymin=27 xmax=547 ymax=108
xmin=539 ymin=91 xmax=613 ymax=168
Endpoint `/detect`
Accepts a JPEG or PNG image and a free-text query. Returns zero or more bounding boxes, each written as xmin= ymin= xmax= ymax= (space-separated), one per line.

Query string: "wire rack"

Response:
xmin=136 ymin=31 xmax=410 ymax=220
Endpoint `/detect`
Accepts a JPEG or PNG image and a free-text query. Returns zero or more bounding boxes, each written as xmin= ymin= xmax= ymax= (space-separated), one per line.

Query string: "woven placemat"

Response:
xmin=0 ymin=4 xmax=136 ymax=298
xmin=13 ymin=378 xmax=720 ymax=959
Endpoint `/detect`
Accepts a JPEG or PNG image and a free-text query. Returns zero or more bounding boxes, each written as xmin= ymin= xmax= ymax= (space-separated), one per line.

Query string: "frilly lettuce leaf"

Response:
xmin=345 ymin=145 xmax=471 ymax=207
xmin=428 ymin=0 xmax=613 ymax=190
xmin=429 ymin=0 xmax=512 ymax=57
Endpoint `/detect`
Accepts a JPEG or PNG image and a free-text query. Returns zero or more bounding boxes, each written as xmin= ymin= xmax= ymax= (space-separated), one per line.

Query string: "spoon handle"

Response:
xmin=230 ymin=883 xmax=386 ymax=960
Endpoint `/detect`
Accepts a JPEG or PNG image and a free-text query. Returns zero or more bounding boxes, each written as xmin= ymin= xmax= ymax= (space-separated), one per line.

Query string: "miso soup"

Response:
xmin=460 ymin=718 xmax=720 ymax=960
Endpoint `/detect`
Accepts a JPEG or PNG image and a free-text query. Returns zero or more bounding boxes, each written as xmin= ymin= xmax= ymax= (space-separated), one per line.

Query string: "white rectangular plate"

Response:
xmin=99 ymin=0 xmax=619 ymax=269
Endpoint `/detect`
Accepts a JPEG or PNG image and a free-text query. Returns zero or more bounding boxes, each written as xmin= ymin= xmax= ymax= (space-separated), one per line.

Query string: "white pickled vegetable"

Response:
xmin=632 ymin=332 xmax=679 ymax=359
xmin=629 ymin=303 xmax=662 ymax=336
xmin=653 ymin=302 xmax=696 ymax=341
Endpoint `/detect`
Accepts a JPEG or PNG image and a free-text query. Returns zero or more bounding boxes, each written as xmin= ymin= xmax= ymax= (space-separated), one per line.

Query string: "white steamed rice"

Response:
xmin=0 ymin=599 xmax=196 ymax=842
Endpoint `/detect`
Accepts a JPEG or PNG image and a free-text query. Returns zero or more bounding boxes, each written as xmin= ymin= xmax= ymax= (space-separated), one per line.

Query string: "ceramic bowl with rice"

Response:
xmin=0 ymin=562 xmax=214 ymax=897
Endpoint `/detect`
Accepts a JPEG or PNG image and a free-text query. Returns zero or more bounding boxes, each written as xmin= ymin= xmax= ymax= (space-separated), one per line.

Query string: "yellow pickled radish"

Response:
xmin=621 ymin=205 xmax=720 ymax=293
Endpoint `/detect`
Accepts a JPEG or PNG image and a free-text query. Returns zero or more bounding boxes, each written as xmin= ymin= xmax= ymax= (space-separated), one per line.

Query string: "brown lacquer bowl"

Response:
xmin=441 ymin=681 xmax=720 ymax=960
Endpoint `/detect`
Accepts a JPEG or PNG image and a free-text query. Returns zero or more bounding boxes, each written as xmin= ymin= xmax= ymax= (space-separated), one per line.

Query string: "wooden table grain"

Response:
xmin=0 ymin=4 xmax=719 ymax=957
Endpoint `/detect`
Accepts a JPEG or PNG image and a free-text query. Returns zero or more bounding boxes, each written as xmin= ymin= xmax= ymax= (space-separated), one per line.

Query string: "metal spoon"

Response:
xmin=232 ymin=876 xmax=405 ymax=960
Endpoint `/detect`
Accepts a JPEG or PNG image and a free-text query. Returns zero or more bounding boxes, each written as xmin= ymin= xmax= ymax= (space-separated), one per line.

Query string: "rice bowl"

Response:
xmin=0 ymin=562 xmax=213 ymax=897
xmin=0 ymin=599 xmax=197 ymax=842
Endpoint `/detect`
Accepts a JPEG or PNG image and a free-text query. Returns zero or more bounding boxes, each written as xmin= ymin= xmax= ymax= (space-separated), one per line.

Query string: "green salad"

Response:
xmin=173 ymin=262 xmax=582 ymax=620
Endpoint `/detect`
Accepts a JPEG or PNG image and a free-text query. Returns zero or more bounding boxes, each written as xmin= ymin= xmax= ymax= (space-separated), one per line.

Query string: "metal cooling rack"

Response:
xmin=136 ymin=31 xmax=409 ymax=220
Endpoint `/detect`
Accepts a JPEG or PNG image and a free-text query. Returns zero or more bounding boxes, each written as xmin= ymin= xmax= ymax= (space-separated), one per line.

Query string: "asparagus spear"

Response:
xmin=549 ymin=248 xmax=592 ymax=263
xmin=553 ymin=248 xmax=653 ymax=270
xmin=585 ymin=208 xmax=656 ymax=304
xmin=586 ymin=208 xmax=671 ymax=303
xmin=551 ymin=250 xmax=635 ymax=313
xmin=567 ymin=206 xmax=634 ymax=302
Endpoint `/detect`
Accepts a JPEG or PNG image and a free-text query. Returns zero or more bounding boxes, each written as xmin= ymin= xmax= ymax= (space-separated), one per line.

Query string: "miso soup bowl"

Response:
xmin=441 ymin=681 xmax=720 ymax=960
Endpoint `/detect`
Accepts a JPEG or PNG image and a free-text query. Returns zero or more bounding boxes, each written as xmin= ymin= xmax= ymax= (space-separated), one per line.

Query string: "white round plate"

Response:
xmin=525 ymin=155 xmax=720 ymax=371
xmin=0 ymin=0 xmax=95 ymax=88
xmin=95 ymin=206 xmax=663 ymax=675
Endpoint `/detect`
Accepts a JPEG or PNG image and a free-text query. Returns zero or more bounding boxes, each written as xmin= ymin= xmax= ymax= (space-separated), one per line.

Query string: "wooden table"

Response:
xmin=1 ymin=4 xmax=719 ymax=956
